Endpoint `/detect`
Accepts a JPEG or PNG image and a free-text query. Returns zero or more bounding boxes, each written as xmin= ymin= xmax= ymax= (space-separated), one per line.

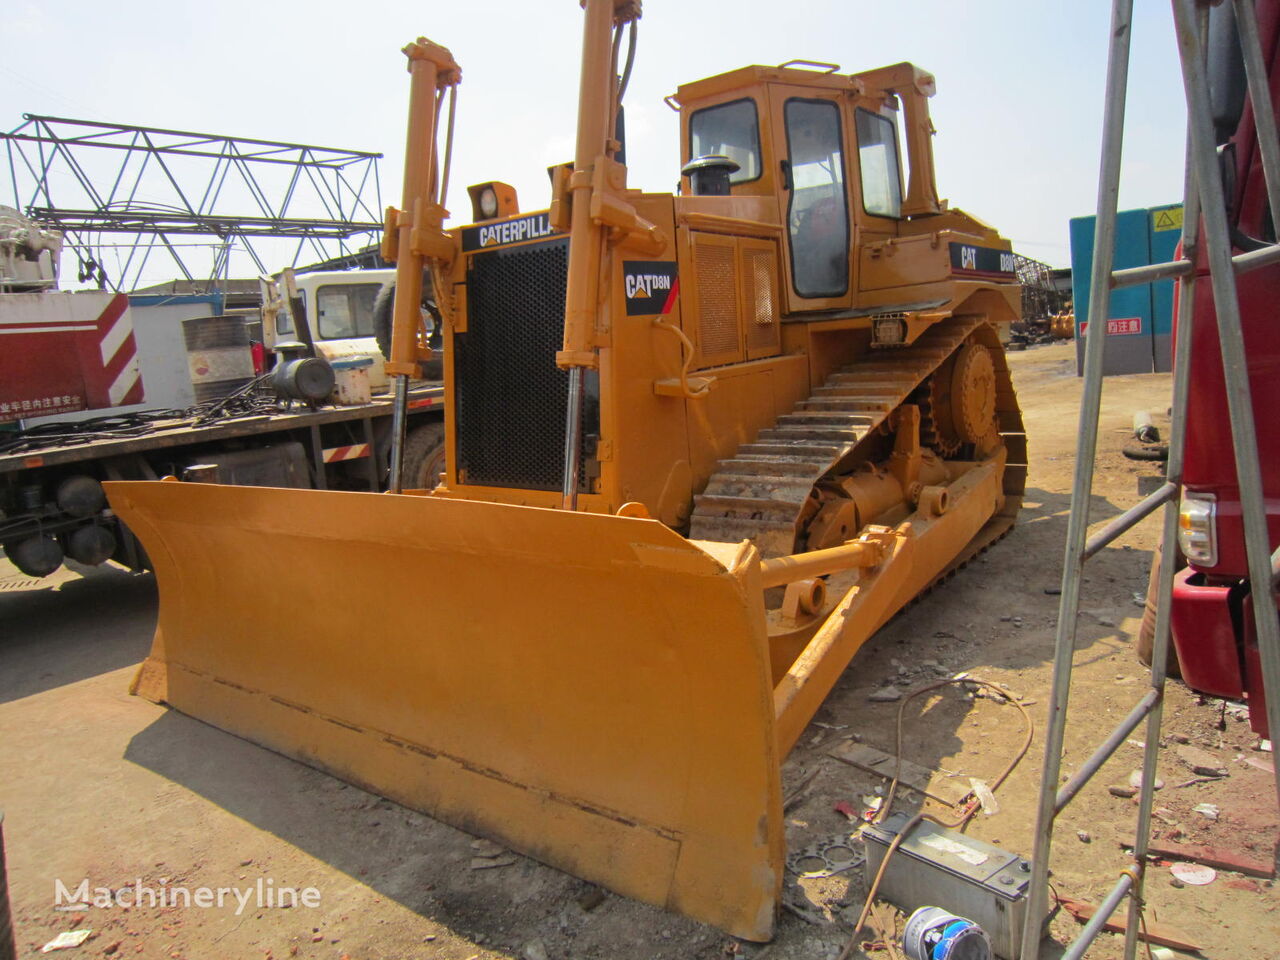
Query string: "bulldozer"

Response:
xmin=105 ymin=0 xmax=1025 ymax=941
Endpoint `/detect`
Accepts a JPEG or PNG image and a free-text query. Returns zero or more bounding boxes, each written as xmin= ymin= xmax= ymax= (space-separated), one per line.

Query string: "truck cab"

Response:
xmin=263 ymin=268 xmax=396 ymax=389
xmin=1161 ymin=0 xmax=1280 ymax=738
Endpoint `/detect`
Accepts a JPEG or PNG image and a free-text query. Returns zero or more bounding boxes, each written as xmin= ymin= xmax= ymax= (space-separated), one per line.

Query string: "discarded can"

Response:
xmin=903 ymin=906 xmax=992 ymax=960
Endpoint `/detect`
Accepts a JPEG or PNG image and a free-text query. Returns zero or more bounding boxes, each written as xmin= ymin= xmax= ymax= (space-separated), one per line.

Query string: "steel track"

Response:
xmin=689 ymin=315 xmax=1026 ymax=558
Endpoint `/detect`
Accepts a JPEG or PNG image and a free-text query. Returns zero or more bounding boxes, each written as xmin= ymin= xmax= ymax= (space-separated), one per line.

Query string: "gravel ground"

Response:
xmin=1 ymin=340 xmax=1276 ymax=960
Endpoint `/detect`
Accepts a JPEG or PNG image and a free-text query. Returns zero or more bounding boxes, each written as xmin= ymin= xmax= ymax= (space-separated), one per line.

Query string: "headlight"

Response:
xmin=479 ymin=186 xmax=498 ymax=219
xmin=1177 ymin=491 xmax=1218 ymax=566
xmin=467 ymin=180 xmax=517 ymax=221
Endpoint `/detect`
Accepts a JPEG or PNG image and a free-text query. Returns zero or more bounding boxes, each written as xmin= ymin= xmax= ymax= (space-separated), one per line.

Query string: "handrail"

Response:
xmin=651 ymin=317 xmax=712 ymax=399
xmin=777 ymin=59 xmax=840 ymax=73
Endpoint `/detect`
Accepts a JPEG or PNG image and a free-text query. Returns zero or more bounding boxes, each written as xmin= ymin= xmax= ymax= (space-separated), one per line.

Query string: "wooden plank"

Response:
xmin=1056 ymin=896 xmax=1202 ymax=951
xmin=827 ymin=741 xmax=968 ymax=806
xmin=1124 ymin=839 xmax=1277 ymax=879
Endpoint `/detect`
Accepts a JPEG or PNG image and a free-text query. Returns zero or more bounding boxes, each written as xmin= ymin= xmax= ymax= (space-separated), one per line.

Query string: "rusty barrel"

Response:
xmin=182 ymin=315 xmax=255 ymax=402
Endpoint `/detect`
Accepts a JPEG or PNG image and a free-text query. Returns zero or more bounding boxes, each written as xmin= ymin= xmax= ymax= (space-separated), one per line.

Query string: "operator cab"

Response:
xmin=674 ymin=61 xmax=941 ymax=315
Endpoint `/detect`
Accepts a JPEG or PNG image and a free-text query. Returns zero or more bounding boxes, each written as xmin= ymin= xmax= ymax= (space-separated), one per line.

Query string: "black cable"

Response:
xmin=2 ymin=372 xmax=284 ymax=455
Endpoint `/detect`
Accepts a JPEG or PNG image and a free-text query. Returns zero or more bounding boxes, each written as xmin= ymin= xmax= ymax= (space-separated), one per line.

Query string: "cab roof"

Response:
xmin=673 ymin=61 xmax=931 ymax=107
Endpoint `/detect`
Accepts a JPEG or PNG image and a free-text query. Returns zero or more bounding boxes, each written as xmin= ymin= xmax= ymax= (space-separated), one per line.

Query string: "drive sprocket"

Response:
xmin=919 ymin=337 xmax=998 ymax=456
xmin=951 ymin=341 xmax=998 ymax=444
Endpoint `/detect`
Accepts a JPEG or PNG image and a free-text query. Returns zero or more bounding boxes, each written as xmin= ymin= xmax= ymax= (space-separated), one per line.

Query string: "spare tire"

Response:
xmin=400 ymin=422 xmax=446 ymax=490
xmin=373 ymin=279 xmax=444 ymax=381
xmin=1137 ymin=541 xmax=1185 ymax=676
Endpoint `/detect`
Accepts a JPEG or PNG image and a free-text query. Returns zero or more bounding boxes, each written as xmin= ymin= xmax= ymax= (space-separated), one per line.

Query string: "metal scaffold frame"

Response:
xmin=1019 ymin=1 xmax=1280 ymax=958
xmin=1013 ymin=253 xmax=1068 ymax=328
xmin=2 ymin=114 xmax=384 ymax=293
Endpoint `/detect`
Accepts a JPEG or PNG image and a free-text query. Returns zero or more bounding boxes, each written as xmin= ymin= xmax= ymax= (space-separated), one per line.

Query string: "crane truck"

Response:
xmin=0 ymin=215 xmax=444 ymax=581
xmin=106 ymin=1 xmax=1026 ymax=940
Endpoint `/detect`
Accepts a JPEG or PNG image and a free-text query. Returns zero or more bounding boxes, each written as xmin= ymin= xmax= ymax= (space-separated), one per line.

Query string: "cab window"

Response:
xmin=785 ymin=98 xmax=849 ymax=298
xmin=855 ymin=108 xmax=904 ymax=219
xmin=689 ymin=99 xmax=761 ymax=183
xmin=316 ymin=284 xmax=379 ymax=340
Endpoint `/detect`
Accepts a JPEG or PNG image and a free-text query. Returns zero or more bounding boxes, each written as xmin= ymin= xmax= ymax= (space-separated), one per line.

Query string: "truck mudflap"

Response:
xmin=1241 ymin=583 xmax=1276 ymax=739
xmin=106 ymin=479 xmax=785 ymax=940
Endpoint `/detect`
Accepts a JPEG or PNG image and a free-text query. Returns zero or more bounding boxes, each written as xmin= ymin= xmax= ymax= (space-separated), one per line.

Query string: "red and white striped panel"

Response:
xmin=322 ymin=443 xmax=371 ymax=463
xmin=94 ymin=293 xmax=143 ymax=406
xmin=0 ymin=290 xmax=144 ymax=417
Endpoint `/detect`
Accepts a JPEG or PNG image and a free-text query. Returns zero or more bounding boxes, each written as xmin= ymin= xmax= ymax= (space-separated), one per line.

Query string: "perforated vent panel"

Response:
xmin=454 ymin=237 xmax=597 ymax=491
xmin=694 ymin=237 xmax=743 ymax=366
xmin=743 ymin=242 xmax=780 ymax=358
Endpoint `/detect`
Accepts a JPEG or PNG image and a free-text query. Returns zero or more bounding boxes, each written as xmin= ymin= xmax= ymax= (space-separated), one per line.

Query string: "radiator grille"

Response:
xmin=454 ymin=237 xmax=596 ymax=491
xmin=694 ymin=239 xmax=742 ymax=366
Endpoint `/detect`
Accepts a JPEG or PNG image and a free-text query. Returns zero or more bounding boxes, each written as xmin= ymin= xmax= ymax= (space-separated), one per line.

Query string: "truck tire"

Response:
xmin=1137 ymin=542 xmax=1184 ymax=676
xmin=4 ymin=535 xmax=63 ymax=577
xmin=400 ymin=422 xmax=446 ymax=490
xmin=373 ymin=281 xmax=444 ymax=381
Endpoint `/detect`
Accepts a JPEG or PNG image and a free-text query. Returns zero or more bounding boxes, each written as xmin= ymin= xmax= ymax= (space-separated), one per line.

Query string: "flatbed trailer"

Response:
xmin=0 ymin=383 xmax=444 ymax=578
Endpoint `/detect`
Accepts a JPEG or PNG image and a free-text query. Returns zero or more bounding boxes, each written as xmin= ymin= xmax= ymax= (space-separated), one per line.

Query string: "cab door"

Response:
xmin=768 ymin=85 xmax=854 ymax=315
xmin=848 ymin=102 xmax=908 ymax=275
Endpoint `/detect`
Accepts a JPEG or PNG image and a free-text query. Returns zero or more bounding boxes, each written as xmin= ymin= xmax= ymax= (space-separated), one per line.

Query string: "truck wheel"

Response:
xmin=400 ymin=422 xmax=446 ymax=490
xmin=4 ymin=535 xmax=63 ymax=577
xmin=1137 ymin=542 xmax=1184 ymax=676
xmin=373 ymin=281 xmax=444 ymax=381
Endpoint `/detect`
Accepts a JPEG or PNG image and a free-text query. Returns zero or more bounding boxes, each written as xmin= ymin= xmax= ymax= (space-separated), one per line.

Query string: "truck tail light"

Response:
xmin=1178 ymin=491 xmax=1218 ymax=566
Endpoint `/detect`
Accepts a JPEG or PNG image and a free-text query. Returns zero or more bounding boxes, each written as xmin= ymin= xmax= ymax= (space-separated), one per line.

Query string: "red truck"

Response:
xmin=1153 ymin=0 xmax=1280 ymax=739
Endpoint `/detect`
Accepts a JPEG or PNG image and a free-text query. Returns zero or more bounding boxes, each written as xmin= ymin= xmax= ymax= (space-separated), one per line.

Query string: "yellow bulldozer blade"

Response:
xmin=108 ymin=480 xmax=785 ymax=940
xmin=108 ymin=448 xmax=1010 ymax=939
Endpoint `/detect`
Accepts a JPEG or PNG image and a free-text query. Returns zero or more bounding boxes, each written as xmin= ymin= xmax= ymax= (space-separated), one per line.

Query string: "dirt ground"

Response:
xmin=1 ymin=340 xmax=1277 ymax=960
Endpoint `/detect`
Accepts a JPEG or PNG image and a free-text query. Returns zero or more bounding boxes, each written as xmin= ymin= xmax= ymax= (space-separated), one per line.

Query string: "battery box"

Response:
xmin=862 ymin=812 xmax=1049 ymax=959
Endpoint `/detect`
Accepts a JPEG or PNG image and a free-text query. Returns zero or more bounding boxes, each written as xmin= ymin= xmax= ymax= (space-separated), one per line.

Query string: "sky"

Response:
xmin=3 ymin=1 xmax=1190 ymax=287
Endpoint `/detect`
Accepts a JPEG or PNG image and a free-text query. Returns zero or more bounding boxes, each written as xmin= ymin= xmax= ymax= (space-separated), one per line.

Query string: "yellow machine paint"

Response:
xmin=108 ymin=0 xmax=1026 ymax=941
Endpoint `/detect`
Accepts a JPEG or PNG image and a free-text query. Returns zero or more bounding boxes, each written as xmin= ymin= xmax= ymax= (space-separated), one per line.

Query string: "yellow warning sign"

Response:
xmin=1152 ymin=206 xmax=1183 ymax=232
